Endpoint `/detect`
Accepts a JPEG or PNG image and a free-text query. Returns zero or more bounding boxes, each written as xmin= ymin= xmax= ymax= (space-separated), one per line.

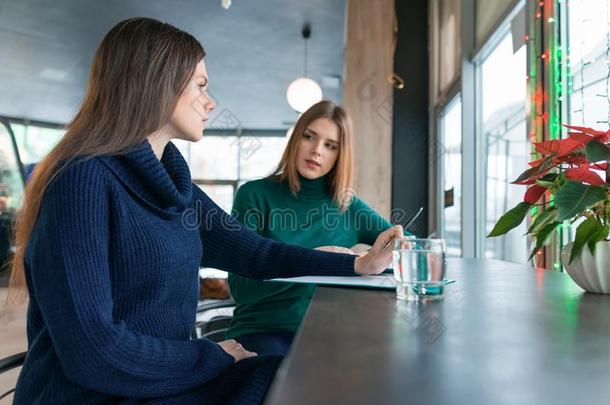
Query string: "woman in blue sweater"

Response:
xmin=7 ymin=18 xmax=402 ymax=404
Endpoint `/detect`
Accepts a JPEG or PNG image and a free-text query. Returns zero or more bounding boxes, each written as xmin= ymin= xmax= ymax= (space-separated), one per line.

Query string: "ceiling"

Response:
xmin=0 ymin=0 xmax=346 ymax=129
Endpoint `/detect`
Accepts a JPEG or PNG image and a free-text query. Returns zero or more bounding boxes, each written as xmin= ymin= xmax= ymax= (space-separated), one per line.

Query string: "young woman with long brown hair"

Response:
xmin=8 ymin=18 xmax=402 ymax=404
xmin=227 ymin=101 xmax=410 ymax=356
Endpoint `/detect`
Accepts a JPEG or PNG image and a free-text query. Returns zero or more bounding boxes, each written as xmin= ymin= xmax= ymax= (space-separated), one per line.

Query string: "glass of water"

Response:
xmin=392 ymin=238 xmax=446 ymax=301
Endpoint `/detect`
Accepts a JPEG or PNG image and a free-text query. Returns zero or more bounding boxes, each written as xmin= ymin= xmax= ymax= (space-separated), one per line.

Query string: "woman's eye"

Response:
xmin=327 ymin=144 xmax=338 ymax=150
xmin=303 ymin=133 xmax=313 ymax=140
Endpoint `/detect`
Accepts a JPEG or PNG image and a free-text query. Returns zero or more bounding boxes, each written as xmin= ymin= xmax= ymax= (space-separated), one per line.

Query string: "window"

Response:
xmin=439 ymin=96 xmax=462 ymax=256
xmin=566 ymin=0 xmax=610 ymax=127
xmin=479 ymin=29 xmax=529 ymax=263
xmin=10 ymin=122 xmax=64 ymax=178
xmin=6 ymin=121 xmax=288 ymax=214
xmin=0 ymin=122 xmax=24 ymax=214
xmin=176 ymin=131 xmax=288 ymax=213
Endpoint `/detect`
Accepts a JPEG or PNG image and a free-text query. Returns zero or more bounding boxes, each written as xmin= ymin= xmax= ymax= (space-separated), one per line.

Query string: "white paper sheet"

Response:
xmin=269 ymin=275 xmax=456 ymax=290
xmin=269 ymin=273 xmax=398 ymax=290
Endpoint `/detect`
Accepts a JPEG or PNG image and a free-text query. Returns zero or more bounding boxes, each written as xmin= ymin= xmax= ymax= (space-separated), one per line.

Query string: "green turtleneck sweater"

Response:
xmin=226 ymin=175 xmax=397 ymax=339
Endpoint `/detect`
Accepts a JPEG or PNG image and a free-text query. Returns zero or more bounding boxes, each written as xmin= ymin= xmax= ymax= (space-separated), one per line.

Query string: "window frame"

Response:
xmin=472 ymin=2 xmax=529 ymax=261
xmin=436 ymin=91 xmax=463 ymax=256
xmin=0 ymin=117 xmax=27 ymax=186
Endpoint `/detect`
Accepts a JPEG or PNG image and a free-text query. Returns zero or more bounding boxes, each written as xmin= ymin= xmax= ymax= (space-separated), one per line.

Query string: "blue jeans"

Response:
xmin=236 ymin=331 xmax=295 ymax=356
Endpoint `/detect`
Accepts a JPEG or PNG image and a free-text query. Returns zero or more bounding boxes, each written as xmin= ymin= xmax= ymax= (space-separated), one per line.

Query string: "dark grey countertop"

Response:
xmin=265 ymin=258 xmax=610 ymax=405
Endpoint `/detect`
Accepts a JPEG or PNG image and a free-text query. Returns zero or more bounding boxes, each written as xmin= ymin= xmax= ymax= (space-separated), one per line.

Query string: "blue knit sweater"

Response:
xmin=14 ymin=140 xmax=356 ymax=404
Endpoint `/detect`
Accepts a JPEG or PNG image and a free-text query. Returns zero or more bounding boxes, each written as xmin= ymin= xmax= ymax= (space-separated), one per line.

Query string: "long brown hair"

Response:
xmin=271 ymin=100 xmax=355 ymax=211
xmin=7 ymin=18 xmax=205 ymax=302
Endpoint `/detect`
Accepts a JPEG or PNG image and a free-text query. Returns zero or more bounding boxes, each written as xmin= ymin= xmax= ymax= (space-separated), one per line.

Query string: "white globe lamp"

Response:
xmin=286 ymin=77 xmax=323 ymax=113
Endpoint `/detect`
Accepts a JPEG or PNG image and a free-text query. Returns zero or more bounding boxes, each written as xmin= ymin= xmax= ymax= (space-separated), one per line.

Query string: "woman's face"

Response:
xmin=167 ymin=60 xmax=216 ymax=142
xmin=295 ymin=117 xmax=340 ymax=179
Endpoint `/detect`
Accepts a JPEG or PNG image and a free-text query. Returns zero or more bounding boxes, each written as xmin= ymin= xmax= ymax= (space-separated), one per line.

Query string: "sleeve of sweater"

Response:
xmin=230 ymin=182 xmax=265 ymax=234
xmin=350 ymin=197 xmax=414 ymax=245
xmin=193 ymin=185 xmax=357 ymax=279
xmin=28 ymin=160 xmax=235 ymax=398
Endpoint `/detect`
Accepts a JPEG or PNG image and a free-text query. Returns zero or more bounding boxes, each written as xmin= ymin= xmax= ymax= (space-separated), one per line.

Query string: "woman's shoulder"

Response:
xmin=48 ymin=157 xmax=111 ymax=192
xmin=345 ymin=195 xmax=370 ymax=212
xmin=40 ymin=157 xmax=113 ymax=217
xmin=236 ymin=177 xmax=285 ymax=197
xmin=232 ymin=177 xmax=289 ymax=215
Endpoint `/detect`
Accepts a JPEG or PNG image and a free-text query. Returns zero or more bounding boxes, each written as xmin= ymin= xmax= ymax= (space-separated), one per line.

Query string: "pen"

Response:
xmin=379 ymin=206 xmax=424 ymax=251
xmin=402 ymin=206 xmax=423 ymax=231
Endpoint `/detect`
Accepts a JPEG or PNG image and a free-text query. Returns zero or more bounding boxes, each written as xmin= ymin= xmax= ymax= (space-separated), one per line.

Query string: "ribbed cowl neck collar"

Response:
xmin=296 ymin=174 xmax=330 ymax=200
xmin=100 ymin=140 xmax=192 ymax=218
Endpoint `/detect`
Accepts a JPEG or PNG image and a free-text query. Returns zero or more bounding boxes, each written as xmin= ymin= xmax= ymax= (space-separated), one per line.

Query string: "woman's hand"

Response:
xmin=315 ymin=246 xmax=356 ymax=255
xmin=218 ymin=339 xmax=257 ymax=362
xmin=354 ymin=225 xmax=404 ymax=275
xmin=350 ymin=244 xmax=371 ymax=257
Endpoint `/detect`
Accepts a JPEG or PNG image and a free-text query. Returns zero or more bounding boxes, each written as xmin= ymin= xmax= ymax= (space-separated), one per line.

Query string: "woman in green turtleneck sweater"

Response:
xmin=227 ymin=100 xmax=406 ymax=355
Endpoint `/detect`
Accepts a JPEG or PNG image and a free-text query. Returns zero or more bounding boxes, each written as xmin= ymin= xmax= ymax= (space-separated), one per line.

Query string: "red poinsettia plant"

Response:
xmin=488 ymin=125 xmax=610 ymax=263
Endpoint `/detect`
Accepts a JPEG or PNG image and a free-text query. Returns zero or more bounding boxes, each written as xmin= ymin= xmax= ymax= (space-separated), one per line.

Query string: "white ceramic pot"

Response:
xmin=561 ymin=240 xmax=610 ymax=294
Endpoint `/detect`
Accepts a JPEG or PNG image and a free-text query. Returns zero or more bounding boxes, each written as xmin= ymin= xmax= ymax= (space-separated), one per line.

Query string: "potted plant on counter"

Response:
xmin=488 ymin=125 xmax=610 ymax=293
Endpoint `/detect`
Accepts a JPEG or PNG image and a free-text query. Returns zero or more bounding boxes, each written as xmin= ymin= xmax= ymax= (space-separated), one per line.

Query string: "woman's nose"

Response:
xmin=205 ymin=96 xmax=216 ymax=112
xmin=312 ymin=142 xmax=323 ymax=155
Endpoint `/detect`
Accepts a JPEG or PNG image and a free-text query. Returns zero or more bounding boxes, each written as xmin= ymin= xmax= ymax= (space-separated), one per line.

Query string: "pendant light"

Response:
xmin=286 ymin=23 xmax=323 ymax=113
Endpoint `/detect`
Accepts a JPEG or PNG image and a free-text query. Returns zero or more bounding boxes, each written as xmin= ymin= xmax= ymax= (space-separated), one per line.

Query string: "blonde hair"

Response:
xmin=270 ymin=100 xmax=355 ymax=211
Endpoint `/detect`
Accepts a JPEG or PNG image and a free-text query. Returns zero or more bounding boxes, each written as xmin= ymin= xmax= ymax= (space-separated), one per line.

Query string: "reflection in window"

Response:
xmin=567 ymin=0 xmax=610 ymax=127
xmin=481 ymin=31 xmax=529 ymax=263
xmin=440 ymin=96 xmax=462 ymax=256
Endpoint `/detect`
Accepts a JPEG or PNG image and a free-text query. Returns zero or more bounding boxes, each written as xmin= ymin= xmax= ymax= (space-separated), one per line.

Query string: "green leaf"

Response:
xmin=554 ymin=181 xmax=607 ymax=221
xmin=512 ymin=156 xmax=556 ymax=184
xmin=513 ymin=166 xmax=541 ymax=184
xmin=528 ymin=221 xmax=560 ymax=261
xmin=585 ymin=140 xmax=610 ymax=163
xmin=540 ymin=173 xmax=559 ymax=182
xmin=527 ymin=207 xmax=558 ymax=235
xmin=488 ymin=202 xmax=532 ymax=237
xmin=569 ymin=217 xmax=605 ymax=264
xmin=587 ymin=225 xmax=610 ymax=255
xmin=535 ymin=179 xmax=558 ymax=188
xmin=535 ymin=172 xmax=561 ymax=189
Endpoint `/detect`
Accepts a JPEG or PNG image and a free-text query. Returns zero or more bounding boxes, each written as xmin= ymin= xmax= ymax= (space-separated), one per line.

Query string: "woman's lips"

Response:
xmin=305 ymin=159 xmax=321 ymax=168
